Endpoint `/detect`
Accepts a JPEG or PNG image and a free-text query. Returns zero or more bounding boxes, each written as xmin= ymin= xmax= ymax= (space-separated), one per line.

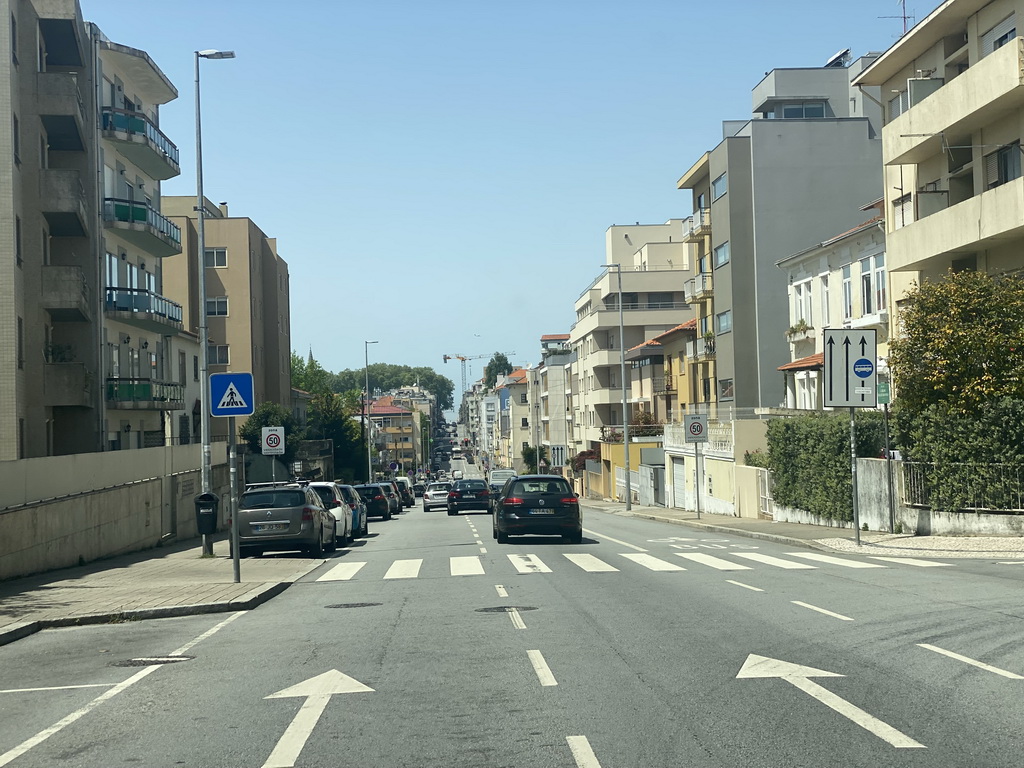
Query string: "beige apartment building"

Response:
xmin=163 ymin=197 xmax=292 ymax=417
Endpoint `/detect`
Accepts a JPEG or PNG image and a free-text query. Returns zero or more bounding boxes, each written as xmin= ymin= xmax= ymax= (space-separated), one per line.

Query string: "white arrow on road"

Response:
xmin=736 ymin=654 xmax=924 ymax=749
xmin=262 ymin=670 xmax=374 ymax=768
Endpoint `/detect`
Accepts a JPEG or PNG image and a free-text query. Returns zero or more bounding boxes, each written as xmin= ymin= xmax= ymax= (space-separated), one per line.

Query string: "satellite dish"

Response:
xmin=824 ymin=48 xmax=851 ymax=68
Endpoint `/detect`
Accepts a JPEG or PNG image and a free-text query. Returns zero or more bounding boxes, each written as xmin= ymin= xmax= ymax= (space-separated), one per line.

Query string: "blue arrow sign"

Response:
xmin=210 ymin=372 xmax=255 ymax=417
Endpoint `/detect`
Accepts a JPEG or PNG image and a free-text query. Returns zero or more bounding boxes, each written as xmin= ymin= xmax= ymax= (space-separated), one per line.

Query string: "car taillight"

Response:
xmin=504 ymin=497 xmax=524 ymax=506
xmin=331 ymin=500 xmax=342 ymax=508
xmin=302 ymin=507 xmax=315 ymax=521
xmin=448 ymin=492 xmax=459 ymax=499
xmin=480 ymin=490 xmax=490 ymax=496
xmin=374 ymin=494 xmax=385 ymax=501
xmin=560 ymin=497 xmax=579 ymax=504
xmin=349 ymin=502 xmax=357 ymax=509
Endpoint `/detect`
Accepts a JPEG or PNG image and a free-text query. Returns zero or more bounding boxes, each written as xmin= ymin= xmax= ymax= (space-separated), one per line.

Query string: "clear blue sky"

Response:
xmin=84 ymin=0 xmax=910 ymax=385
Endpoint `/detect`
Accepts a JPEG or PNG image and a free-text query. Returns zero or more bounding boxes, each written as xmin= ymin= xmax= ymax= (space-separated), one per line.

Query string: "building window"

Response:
xmin=982 ymin=15 xmax=1016 ymax=56
xmin=780 ymin=101 xmax=825 ymax=119
xmin=15 ymin=216 xmax=22 ymax=266
xmin=520 ymin=393 xmax=527 ymax=404
xmin=17 ymin=317 xmax=24 ymax=368
xmin=842 ymin=265 xmax=853 ymax=321
xmin=888 ymin=90 xmax=909 ymax=120
xmin=701 ymin=377 xmax=713 ymax=402
xmin=860 ymin=258 xmax=873 ymax=315
xmin=521 ymin=417 xmax=528 ymax=428
xmin=874 ymin=254 xmax=887 ymax=313
xmin=206 ymin=296 xmax=229 ymax=316
xmin=204 ymin=248 xmax=227 ymax=268
xmin=10 ymin=14 xmax=17 ymax=64
xmin=713 ymin=241 xmax=730 ymax=268
xmin=193 ymin=355 xmax=200 ymax=380
xmin=719 ymin=378 xmax=734 ymax=400
xmin=820 ymin=274 xmax=830 ymax=327
xmin=711 ymin=173 xmax=727 ymax=200
xmin=715 ymin=310 xmax=732 ymax=334
xmin=793 ymin=280 xmax=812 ymax=325
xmin=985 ymin=142 xmax=1021 ymax=189
xmin=12 ymin=113 xmax=19 ymax=164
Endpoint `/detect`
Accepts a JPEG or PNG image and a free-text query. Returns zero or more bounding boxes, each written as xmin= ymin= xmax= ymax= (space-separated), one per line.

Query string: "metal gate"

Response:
xmin=653 ymin=466 xmax=665 ymax=506
xmin=757 ymin=467 xmax=774 ymax=519
xmin=672 ymin=457 xmax=687 ymax=508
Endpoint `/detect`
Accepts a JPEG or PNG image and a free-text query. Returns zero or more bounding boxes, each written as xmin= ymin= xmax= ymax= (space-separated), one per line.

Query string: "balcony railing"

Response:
xmin=653 ymin=376 xmax=676 ymax=394
xmin=684 ymin=273 xmax=714 ymax=303
xmin=106 ymin=377 xmax=184 ymax=407
xmin=105 ymin=287 xmax=183 ymax=325
xmin=102 ymin=108 xmax=180 ymax=165
xmin=682 ymin=208 xmax=711 ymax=240
xmin=600 ymin=423 xmax=664 ymax=442
xmin=102 ymin=198 xmax=181 ymax=256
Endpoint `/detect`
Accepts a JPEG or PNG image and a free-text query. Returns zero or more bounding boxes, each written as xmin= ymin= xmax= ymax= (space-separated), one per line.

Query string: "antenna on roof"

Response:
xmin=879 ymin=0 xmax=915 ymax=37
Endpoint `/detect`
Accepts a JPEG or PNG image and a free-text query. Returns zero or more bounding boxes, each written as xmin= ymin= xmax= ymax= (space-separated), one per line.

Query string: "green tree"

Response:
xmin=291 ymin=351 xmax=333 ymax=396
xmin=521 ymin=444 xmax=549 ymax=474
xmin=306 ymin=392 xmax=364 ymax=482
xmin=484 ymin=352 xmax=513 ymax=389
xmin=239 ymin=402 xmax=300 ymax=464
xmin=332 ymin=363 xmax=454 ymax=411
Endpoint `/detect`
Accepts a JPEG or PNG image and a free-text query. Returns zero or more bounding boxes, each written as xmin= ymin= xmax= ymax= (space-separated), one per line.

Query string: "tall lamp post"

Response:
xmin=363 ymin=340 xmax=379 ymax=481
xmin=602 ymin=263 xmax=631 ymax=510
xmin=195 ymin=48 xmax=234 ymax=555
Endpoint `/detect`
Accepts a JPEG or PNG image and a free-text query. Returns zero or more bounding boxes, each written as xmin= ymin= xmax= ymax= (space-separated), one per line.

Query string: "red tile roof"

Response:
xmin=370 ymin=404 xmax=411 ymax=415
xmin=541 ymin=334 xmax=570 ymax=341
xmin=652 ymin=319 xmax=698 ymax=342
xmin=627 ymin=338 xmax=662 ymax=352
xmin=778 ymin=352 xmax=825 ymax=372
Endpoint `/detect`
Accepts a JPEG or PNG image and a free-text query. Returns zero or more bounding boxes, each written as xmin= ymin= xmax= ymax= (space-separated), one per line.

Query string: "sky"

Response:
xmin=83 ymin=0 xmax=914 ymax=387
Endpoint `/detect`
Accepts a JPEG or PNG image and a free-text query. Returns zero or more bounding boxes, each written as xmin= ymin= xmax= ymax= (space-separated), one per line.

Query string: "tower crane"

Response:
xmin=442 ymin=353 xmax=490 ymax=399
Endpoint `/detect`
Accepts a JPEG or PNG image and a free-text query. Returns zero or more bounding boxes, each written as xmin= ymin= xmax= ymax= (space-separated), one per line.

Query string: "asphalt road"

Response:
xmin=2 ymin=469 xmax=1023 ymax=767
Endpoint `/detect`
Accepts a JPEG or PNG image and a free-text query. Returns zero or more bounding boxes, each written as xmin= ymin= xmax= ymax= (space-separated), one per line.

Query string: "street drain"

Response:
xmin=475 ymin=606 xmax=538 ymax=613
xmin=112 ymin=655 xmax=193 ymax=667
xmin=325 ymin=602 xmax=382 ymax=609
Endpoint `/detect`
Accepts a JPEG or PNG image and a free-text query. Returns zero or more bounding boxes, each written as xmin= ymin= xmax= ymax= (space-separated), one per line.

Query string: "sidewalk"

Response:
xmin=581 ymin=499 xmax=1024 ymax=560
xmin=0 ymin=538 xmax=322 ymax=647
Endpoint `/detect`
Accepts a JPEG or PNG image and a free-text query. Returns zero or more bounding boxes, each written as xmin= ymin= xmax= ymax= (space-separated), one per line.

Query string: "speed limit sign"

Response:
xmin=261 ymin=426 xmax=285 ymax=455
xmin=684 ymin=414 xmax=708 ymax=444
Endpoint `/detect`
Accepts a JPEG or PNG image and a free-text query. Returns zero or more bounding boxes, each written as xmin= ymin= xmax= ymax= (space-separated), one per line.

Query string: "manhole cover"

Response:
xmin=475 ymin=606 xmax=538 ymax=613
xmin=111 ymin=655 xmax=193 ymax=667
xmin=325 ymin=602 xmax=382 ymax=609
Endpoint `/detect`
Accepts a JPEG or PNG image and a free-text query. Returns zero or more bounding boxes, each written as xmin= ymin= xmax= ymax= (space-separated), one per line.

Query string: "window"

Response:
xmin=874 ymin=254 xmax=886 ymax=313
xmin=204 ymin=248 xmax=227 ymax=268
xmin=519 ymin=393 xmax=527 ymax=404
xmin=10 ymin=14 xmax=17 ymax=64
xmin=719 ymin=378 xmax=734 ymax=400
xmin=793 ymin=280 xmax=812 ymax=325
xmin=17 ymin=317 xmax=24 ymax=368
xmin=888 ymin=90 xmax=909 ymax=120
xmin=711 ymin=173 xmax=727 ymax=200
xmin=713 ymin=241 xmax=730 ymax=268
xmin=647 ymin=291 xmax=672 ymax=309
xmin=206 ymin=296 xmax=229 ymax=316
xmin=15 ymin=216 xmax=22 ymax=266
xmin=715 ymin=310 xmax=732 ymax=334
xmin=521 ymin=417 xmax=528 ymax=428
xmin=982 ymin=15 xmax=1016 ymax=56
xmin=860 ymin=258 xmax=873 ymax=315
xmin=780 ymin=101 xmax=825 ymax=119
xmin=892 ymin=193 xmax=913 ymax=230
xmin=820 ymin=275 xmax=830 ymax=326
xmin=522 ymin=442 xmax=530 ymax=451
xmin=985 ymin=142 xmax=1021 ymax=189
xmin=699 ymin=315 xmax=710 ymax=337
xmin=12 ymin=113 xmax=19 ymax=164
xmin=842 ymin=265 xmax=853 ymax=321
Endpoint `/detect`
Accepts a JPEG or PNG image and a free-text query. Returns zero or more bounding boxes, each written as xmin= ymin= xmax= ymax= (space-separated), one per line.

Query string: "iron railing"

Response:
xmin=105 ymin=287 xmax=183 ymax=324
xmin=902 ymin=461 xmax=1024 ymax=513
xmin=103 ymin=198 xmax=181 ymax=245
xmin=101 ymin=107 xmax=180 ymax=165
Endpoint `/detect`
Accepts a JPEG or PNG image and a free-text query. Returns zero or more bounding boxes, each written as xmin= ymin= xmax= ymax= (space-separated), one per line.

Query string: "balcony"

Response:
xmin=101 ymin=108 xmax=180 ymax=180
xmin=104 ymin=287 xmax=183 ymax=333
xmin=40 ymin=169 xmax=89 ymax=237
xmin=35 ymin=2 xmax=85 ymax=67
xmin=653 ymin=376 xmax=676 ymax=395
xmin=850 ymin=309 xmax=889 ymax=332
xmin=683 ymin=273 xmax=714 ymax=303
xmin=687 ymin=336 xmax=716 ymax=361
xmin=37 ymin=72 xmax=86 ymax=151
xmin=103 ymin=198 xmax=181 ymax=257
xmin=682 ymin=209 xmax=711 ymax=242
xmin=105 ymin=378 xmax=184 ymax=410
xmin=43 ymin=265 xmax=91 ymax=322
xmin=44 ymin=362 xmax=92 ymax=407
xmin=571 ymin=301 xmax=691 ymax=339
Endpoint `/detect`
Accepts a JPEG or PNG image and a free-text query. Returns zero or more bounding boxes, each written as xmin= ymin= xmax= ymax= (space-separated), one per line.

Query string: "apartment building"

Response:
xmin=163 ymin=197 xmax=291 ymax=413
xmin=369 ymin=397 xmax=419 ymax=474
xmin=496 ymin=369 xmax=528 ymax=472
xmin=537 ymin=334 xmax=574 ymax=473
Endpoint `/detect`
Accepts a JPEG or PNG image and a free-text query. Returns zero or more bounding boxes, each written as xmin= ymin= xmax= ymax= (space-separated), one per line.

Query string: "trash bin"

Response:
xmin=194 ymin=492 xmax=220 ymax=536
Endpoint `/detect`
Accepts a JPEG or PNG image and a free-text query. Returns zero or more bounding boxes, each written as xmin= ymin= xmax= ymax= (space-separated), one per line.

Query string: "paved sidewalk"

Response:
xmin=581 ymin=499 xmax=1024 ymax=560
xmin=0 ymin=538 xmax=322 ymax=647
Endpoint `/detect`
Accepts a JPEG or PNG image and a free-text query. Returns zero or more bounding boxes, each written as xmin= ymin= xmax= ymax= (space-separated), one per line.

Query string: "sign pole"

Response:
xmin=884 ymin=401 xmax=895 ymax=533
xmin=850 ymin=407 xmax=860 ymax=546
xmin=695 ymin=442 xmax=702 ymax=520
xmin=229 ymin=416 xmax=240 ymax=583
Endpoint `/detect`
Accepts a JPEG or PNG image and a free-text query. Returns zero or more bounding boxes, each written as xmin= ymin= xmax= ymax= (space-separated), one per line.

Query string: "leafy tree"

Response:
xmin=521 ymin=444 xmax=549 ymax=474
xmin=306 ymin=392 xmax=364 ymax=482
xmin=291 ymin=351 xmax=333 ymax=396
xmin=484 ymin=352 xmax=513 ymax=389
xmin=332 ymin=363 xmax=454 ymax=411
xmin=239 ymin=402 xmax=300 ymax=464
xmin=571 ymin=449 xmax=599 ymax=473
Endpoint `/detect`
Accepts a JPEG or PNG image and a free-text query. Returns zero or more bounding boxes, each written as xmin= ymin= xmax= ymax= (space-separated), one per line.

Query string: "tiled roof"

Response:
xmin=652 ymin=319 xmax=698 ymax=341
xmin=506 ymin=369 xmax=527 ymax=383
xmin=627 ymin=338 xmax=662 ymax=352
xmin=778 ymin=352 xmax=825 ymax=372
xmin=370 ymin=404 xmax=411 ymax=415
xmin=541 ymin=334 xmax=570 ymax=341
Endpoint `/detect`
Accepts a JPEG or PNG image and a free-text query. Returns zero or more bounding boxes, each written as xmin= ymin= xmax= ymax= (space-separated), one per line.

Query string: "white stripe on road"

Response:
xmin=564 ymin=554 xmax=619 ymax=572
xmin=726 ymin=580 xmax=764 ymax=592
xmin=732 ymin=552 xmax=817 ymax=570
xmin=508 ymin=607 xmax=527 ymax=630
xmin=869 ymin=557 xmax=952 ymax=567
xmin=619 ymin=553 xmax=686 ymax=571
xmin=791 ymin=601 xmax=854 ymax=621
xmin=918 ymin=643 xmax=1024 ymax=679
xmin=675 ymin=553 xmax=752 ymax=571
xmin=785 ymin=553 xmax=886 ymax=569
xmin=495 ymin=585 xmax=508 ymax=598
xmin=581 ymin=529 xmax=647 ymax=552
xmin=527 ymin=650 xmax=558 ymax=686
xmin=566 ymin=735 xmax=604 ymax=768
xmin=316 ymin=561 xmax=367 ymax=582
xmin=383 ymin=559 xmax=423 ymax=579
xmin=508 ymin=554 xmax=552 ymax=574
xmin=450 ymin=556 xmax=485 ymax=576
xmin=0 ymin=684 xmax=115 ymax=694
xmin=171 ymin=612 xmax=244 ymax=656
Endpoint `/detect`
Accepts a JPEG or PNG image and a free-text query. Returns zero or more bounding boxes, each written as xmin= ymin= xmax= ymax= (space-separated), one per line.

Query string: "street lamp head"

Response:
xmin=198 ymin=49 xmax=235 ymax=59
xmin=365 ymin=340 xmax=379 ymax=345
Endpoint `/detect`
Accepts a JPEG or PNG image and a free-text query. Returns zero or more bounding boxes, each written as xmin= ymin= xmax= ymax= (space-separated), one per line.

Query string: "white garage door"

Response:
xmin=672 ymin=457 xmax=687 ymax=509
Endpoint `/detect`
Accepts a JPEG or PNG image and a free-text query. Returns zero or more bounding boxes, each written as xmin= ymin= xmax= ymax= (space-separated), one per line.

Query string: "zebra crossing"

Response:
xmin=315 ymin=549 xmax=952 ymax=583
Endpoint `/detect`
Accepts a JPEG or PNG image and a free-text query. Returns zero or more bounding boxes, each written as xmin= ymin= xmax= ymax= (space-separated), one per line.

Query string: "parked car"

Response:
xmin=394 ymin=477 xmax=415 ymax=508
xmin=413 ymin=483 xmax=426 ymax=497
xmin=308 ymin=482 xmax=354 ymax=545
xmin=487 ymin=469 xmax=517 ymax=510
xmin=447 ymin=478 xmax=490 ymax=516
xmin=337 ymin=483 xmax=369 ymax=537
xmin=354 ymin=484 xmax=392 ymax=520
xmin=381 ymin=480 xmax=402 ymax=514
xmin=237 ymin=483 xmax=337 ymax=557
xmin=423 ymin=481 xmax=453 ymax=511
xmin=492 ymin=474 xmax=582 ymax=544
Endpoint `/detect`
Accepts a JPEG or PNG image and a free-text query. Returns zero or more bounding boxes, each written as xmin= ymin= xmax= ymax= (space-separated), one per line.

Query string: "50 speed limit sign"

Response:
xmin=684 ymin=414 xmax=708 ymax=444
xmin=261 ymin=426 xmax=285 ymax=455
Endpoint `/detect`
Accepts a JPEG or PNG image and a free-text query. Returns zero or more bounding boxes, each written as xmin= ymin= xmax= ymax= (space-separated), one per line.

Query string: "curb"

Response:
xmin=628 ymin=512 xmax=836 ymax=553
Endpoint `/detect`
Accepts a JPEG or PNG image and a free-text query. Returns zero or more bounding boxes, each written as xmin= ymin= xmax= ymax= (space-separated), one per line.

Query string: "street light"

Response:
xmin=363 ymin=340 xmax=379 ymax=481
xmin=601 ymin=263 xmax=631 ymax=510
xmin=195 ymin=48 xmax=234 ymax=555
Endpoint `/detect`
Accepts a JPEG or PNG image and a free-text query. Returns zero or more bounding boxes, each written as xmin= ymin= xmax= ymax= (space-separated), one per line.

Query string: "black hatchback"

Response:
xmin=492 ymin=475 xmax=582 ymax=543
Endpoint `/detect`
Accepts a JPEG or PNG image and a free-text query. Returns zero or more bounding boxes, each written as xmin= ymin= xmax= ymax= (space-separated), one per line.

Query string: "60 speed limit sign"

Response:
xmin=261 ymin=426 xmax=285 ymax=455
xmin=684 ymin=414 xmax=708 ymax=444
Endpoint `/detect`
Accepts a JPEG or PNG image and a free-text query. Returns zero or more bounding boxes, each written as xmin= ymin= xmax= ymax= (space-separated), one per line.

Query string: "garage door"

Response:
xmin=672 ymin=457 xmax=687 ymax=509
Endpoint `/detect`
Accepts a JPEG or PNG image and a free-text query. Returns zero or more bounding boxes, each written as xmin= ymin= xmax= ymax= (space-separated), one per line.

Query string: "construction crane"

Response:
xmin=442 ymin=353 xmax=490 ymax=399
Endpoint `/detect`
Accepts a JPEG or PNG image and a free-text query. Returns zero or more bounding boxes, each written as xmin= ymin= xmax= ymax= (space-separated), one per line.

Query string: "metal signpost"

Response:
xmin=684 ymin=414 xmax=708 ymax=519
xmin=210 ymin=372 xmax=255 ymax=583
xmin=823 ymin=329 xmax=878 ymax=546
xmin=877 ymin=380 xmax=896 ymax=534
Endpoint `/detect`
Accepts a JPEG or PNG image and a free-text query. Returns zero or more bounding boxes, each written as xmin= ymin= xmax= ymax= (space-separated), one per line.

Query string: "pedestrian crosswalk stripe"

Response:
xmin=508 ymin=554 xmax=552 ymax=574
xmin=450 ymin=556 xmax=485 ymax=576
xmin=564 ymin=553 xmax=619 ymax=572
xmin=317 ymin=562 xmax=366 ymax=581
xmin=676 ymin=553 xmax=752 ymax=571
xmin=731 ymin=552 xmax=817 ymax=570
xmin=786 ymin=552 xmax=886 ymax=569
xmin=383 ymin=559 xmax=423 ymax=579
xmin=868 ymin=556 xmax=952 ymax=567
xmin=619 ymin=553 xmax=686 ymax=572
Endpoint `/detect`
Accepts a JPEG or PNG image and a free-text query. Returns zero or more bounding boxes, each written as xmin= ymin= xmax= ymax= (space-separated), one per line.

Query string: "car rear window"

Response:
xmin=509 ymin=480 xmax=572 ymax=496
xmin=427 ymin=483 xmax=449 ymax=492
xmin=459 ymin=480 xmax=486 ymax=490
xmin=241 ymin=490 xmax=306 ymax=509
xmin=354 ymin=486 xmax=377 ymax=499
xmin=311 ymin=486 xmax=335 ymax=505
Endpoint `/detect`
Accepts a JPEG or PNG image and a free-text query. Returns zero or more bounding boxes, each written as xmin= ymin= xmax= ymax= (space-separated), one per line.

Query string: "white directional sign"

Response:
xmin=823 ymin=329 xmax=877 ymax=408
xmin=261 ymin=426 xmax=285 ymax=456
xmin=684 ymin=414 xmax=708 ymax=443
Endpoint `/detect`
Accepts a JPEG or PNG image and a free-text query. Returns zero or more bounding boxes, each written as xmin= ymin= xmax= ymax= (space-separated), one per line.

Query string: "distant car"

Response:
xmin=394 ymin=477 xmax=415 ymax=508
xmin=354 ymin=484 xmax=391 ymax=520
xmin=451 ymin=470 xmax=464 ymax=480
xmin=308 ymin=482 xmax=354 ymax=545
xmin=337 ymin=483 xmax=369 ymax=537
xmin=236 ymin=483 xmax=337 ymax=557
xmin=447 ymin=478 xmax=490 ymax=516
xmin=492 ymin=474 xmax=582 ymax=544
xmin=413 ymin=483 xmax=426 ymax=497
xmin=423 ymin=482 xmax=453 ymax=511
xmin=487 ymin=469 xmax=517 ymax=509
xmin=380 ymin=480 xmax=402 ymax=515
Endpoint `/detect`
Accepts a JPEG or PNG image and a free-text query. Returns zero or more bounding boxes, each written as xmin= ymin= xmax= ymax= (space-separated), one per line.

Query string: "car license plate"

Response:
xmin=529 ymin=509 xmax=555 ymax=515
xmin=253 ymin=523 xmax=287 ymax=532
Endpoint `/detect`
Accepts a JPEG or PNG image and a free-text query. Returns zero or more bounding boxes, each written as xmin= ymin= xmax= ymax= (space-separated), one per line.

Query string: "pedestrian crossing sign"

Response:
xmin=210 ymin=372 xmax=254 ymax=417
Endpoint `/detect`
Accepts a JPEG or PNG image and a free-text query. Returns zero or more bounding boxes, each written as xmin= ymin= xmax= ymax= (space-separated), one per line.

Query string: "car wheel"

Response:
xmin=496 ymin=528 xmax=509 ymax=544
xmin=447 ymin=508 xmax=457 ymax=516
xmin=308 ymin=529 xmax=324 ymax=558
xmin=565 ymin=530 xmax=583 ymax=545
xmin=385 ymin=510 xmax=392 ymax=520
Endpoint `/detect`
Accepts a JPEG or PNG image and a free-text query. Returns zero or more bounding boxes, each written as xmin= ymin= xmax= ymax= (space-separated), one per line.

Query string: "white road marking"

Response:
xmin=508 ymin=607 xmax=527 ymax=629
xmin=508 ymin=554 xmax=552 ymax=574
xmin=495 ymin=585 xmax=509 ymax=598
xmin=619 ymin=553 xmax=686 ymax=571
xmin=996 ymin=561 xmax=1024 ymax=565
xmin=0 ymin=684 xmax=115 ymax=694
xmin=676 ymin=553 xmax=752 ymax=571
xmin=450 ymin=556 xmax=485 ymax=576
xmin=564 ymin=553 xmax=619 ymax=572
xmin=171 ymin=612 xmax=243 ymax=656
xmin=479 ymin=547 xmax=488 ymax=554
xmin=383 ymin=559 xmax=423 ymax=579
xmin=868 ymin=557 xmax=952 ymax=567
xmin=732 ymin=552 xmax=817 ymax=570
xmin=528 ymin=650 xmax=558 ymax=686
xmin=791 ymin=601 xmax=854 ymax=621
xmin=582 ymin=528 xmax=647 ymax=552
xmin=566 ymin=735 xmax=604 ymax=768
xmin=917 ymin=643 xmax=1024 ymax=679
xmin=726 ymin=580 xmax=764 ymax=592
xmin=785 ymin=553 xmax=886 ymax=569
xmin=316 ymin=561 xmax=367 ymax=582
